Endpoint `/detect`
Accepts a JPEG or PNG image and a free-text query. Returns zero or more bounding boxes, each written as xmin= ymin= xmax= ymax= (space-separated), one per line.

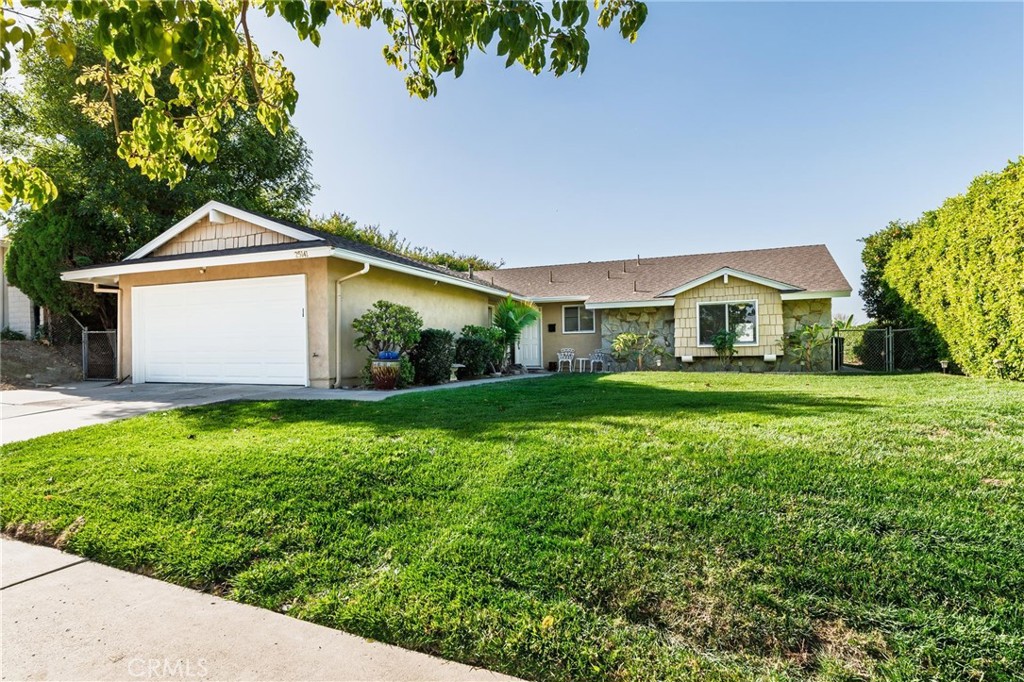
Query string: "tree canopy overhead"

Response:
xmin=2 ymin=22 xmax=317 ymax=327
xmin=0 ymin=0 xmax=648 ymax=209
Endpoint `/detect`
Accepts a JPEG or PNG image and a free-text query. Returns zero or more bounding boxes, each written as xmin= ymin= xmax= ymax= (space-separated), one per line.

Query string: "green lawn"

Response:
xmin=3 ymin=373 xmax=1023 ymax=681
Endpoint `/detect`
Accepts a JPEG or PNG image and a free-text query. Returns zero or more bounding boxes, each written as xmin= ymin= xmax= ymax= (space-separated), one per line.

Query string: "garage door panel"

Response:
xmin=133 ymin=275 xmax=308 ymax=385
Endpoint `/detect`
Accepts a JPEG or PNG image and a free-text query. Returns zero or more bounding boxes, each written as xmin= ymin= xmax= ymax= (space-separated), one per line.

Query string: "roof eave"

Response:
xmin=658 ymin=267 xmax=802 ymax=298
xmin=779 ymin=289 xmax=852 ymax=300
xmin=585 ymin=299 xmax=675 ymax=310
xmin=327 ymin=248 xmax=518 ymax=299
xmin=61 ymin=246 xmax=337 ymax=283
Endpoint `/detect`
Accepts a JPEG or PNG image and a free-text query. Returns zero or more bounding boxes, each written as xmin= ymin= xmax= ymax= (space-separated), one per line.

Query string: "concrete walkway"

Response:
xmin=0 ymin=373 xmax=551 ymax=445
xmin=1 ymin=538 xmax=520 ymax=681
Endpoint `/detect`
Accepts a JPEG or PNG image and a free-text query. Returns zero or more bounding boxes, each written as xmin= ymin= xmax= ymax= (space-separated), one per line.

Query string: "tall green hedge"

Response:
xmin=883 ymin=158 xmax=1023 ymax=380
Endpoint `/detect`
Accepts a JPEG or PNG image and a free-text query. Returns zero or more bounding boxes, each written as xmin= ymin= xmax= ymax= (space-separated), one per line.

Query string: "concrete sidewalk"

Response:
xmin=0 ymin=373 xmax=551 ymax=445
xmin=1 ymin=538 xmax=520 ymax=681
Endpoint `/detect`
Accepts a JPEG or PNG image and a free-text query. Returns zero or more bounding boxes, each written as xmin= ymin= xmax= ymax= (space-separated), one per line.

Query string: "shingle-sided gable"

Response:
xmin=152 ymin=216 xmax=297 ymax=257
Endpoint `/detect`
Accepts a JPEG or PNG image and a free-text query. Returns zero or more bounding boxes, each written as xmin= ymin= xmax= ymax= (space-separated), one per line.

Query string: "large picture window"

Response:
xmin=698 ymin=301 xmax=757 ymax=345
xmin=563 ymin=305 xmax=596 ymax=333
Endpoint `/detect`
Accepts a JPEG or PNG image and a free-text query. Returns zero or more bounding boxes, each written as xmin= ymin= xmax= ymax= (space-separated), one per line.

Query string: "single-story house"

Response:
xmin=61 ymin=200 xmax=851 ymax=385
xmin=478 ymin=245 xmax=851 ymax=371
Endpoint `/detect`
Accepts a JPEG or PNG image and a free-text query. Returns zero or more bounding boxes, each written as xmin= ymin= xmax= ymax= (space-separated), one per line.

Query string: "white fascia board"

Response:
xmin=125 ymin=200 xmax=321 ymax=260
xmin=527 ymin=296 xmax=588 ymax=303
xmin=585 ymin=299 xmax=675 ymax=310
xmin=329 ymin=248 xmax=518 ymax=299
xmin=780 ymin=289 xmax=851 ymax=300
xmin=61 ymin=246 xmax=336 ymax=283
xmin=658 ymin=267 xmax=800 ymax=298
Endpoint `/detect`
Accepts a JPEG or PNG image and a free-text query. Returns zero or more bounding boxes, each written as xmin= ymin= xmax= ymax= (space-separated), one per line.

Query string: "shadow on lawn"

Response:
xmin=175 ymin=373 xmax=878 ymax=439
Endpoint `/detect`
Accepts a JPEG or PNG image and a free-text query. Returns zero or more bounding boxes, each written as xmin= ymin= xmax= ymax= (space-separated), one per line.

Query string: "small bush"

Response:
xmin=1 ymin=327 xmax=27 ymax=341
xmin=612 ymin=331 xmax=665 ymax=371
xmin=711 ymin=329 xmax=738 ymax=365
xmin=411 ymin=328 xmax=456 ymax=385
xmin=456 ymin=325 xmax=505 ymax=376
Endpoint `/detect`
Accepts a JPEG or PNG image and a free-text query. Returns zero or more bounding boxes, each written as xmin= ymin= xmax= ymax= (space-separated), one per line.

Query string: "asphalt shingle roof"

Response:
xmin=477 ymin=244 xmax=851 ymax=304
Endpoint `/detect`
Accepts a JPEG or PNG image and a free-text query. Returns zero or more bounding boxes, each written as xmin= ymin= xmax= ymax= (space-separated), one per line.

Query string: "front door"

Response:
xmin=516 ymin=318 xmax=542 ymax=368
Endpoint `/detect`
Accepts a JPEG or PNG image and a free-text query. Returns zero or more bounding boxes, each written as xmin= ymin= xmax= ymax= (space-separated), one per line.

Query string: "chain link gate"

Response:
xmin=831 ymin=327 xmax=927 ymax=373
xmin=40 ymin=312 xmax=116 ymax=380
xmin=83 ymin=330 xmax=117 ymax=380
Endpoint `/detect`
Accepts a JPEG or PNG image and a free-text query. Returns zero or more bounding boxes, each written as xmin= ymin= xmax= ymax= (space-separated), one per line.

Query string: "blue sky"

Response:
xmin=251 ymin=2 xmax=1023 ymax=320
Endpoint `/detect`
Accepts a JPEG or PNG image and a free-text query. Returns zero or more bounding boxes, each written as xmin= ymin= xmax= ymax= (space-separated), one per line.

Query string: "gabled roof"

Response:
xmin=63 ymin=201 xmax=517 ymax=298
xmin=478 ymin=244 xmax=851 ymax=306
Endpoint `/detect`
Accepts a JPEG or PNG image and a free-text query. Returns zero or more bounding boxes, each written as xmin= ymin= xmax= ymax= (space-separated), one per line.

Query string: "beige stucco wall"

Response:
xmin=117 ymin=257 xmax=332 ymax=387
xmin=115 ymin=254 xmax=497 ymax=387
xmin=329 ymin=260 xmax=494 ymax=380
xmin=539 ymin=302 xmax=602 ymax=367
xmin=154 ymin=216 xmax=296 ymax=257
xmin=674 ymin=277 xmax=784 ymax=358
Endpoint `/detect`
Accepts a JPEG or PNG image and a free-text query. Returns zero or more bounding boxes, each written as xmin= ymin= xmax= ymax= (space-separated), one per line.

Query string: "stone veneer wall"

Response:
xmin=782 ymin=298 xmax=832 ymax=333
xmin=601 ymin=306 xmax=676 ymax=369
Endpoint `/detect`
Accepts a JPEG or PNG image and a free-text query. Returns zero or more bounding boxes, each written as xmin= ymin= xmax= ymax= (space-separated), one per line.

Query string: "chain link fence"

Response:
xmin=38 ymin=311 xmax=117 ymax=381
xmin=832 ymin=327 xmax=928 ymax=373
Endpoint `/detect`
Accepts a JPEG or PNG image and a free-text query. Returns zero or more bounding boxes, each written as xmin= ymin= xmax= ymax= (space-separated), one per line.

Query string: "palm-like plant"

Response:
xmin=492 ymin=296 xmax=540 ymax=369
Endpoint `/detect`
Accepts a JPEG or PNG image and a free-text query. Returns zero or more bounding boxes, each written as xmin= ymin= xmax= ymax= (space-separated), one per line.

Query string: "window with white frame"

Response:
xmin=563 ymin=305 xmax=595 ymax=333
xmin=698 ymin=301 xmax=757 ymax=345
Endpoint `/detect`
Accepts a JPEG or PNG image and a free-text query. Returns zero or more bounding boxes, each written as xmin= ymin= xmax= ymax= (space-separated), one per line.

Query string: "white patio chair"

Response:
xmin=556 ymin=348 xmax=575 ymax=372
xmin=589 ymin=350 xmax=611 ymax=373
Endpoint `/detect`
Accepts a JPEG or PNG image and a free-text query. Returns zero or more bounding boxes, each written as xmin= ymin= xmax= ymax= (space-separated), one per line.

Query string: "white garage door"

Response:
xmin=132 ymin=275 xmax=308 ymax=385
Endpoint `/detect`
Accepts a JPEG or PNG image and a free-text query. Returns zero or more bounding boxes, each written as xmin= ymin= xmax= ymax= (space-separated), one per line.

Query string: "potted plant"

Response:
xmin=353 ymin=300 xmax=423 ymax=389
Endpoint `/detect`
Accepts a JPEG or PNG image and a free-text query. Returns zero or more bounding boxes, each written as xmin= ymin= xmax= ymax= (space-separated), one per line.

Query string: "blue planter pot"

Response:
xmin=378 ymin=351 xmax=400 ymax=360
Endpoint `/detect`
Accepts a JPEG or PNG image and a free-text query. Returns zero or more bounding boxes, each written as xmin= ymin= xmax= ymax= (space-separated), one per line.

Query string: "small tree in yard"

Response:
xmin=785 ymin=323 xmax=832 ymax=371
xmin=353 ymin=301 xmax=422 ymax=389
xmin=492 ymin=297 xmax=540 ymax=370
xmin=353 ymin=301 xmax=423 ymax=357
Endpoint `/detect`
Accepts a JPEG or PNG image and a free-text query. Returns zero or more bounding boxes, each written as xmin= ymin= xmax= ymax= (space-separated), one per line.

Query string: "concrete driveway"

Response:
xmin=0 ymin=382 xmax=308 ymax=445
xmin=1 ymin=374 xmax=551 ymax=445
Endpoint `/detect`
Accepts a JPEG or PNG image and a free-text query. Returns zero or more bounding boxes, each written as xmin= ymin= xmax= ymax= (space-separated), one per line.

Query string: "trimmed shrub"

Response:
xmin=352 ymin=300 xmax=422 ymax=356
xmin=883 ymin=158 xmax=1023 ymax=379
xmin=860 ymin=222 xmax=946 ymax=369
xmin=456 ymin=325 xmax=505 ymax=377
xmin=411 ymin=328 xmax=456 ymax=385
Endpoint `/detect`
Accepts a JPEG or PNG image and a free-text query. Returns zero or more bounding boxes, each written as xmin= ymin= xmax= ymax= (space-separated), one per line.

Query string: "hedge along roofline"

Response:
xmin=882 ymin=157 xmax=1024 ymax=380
